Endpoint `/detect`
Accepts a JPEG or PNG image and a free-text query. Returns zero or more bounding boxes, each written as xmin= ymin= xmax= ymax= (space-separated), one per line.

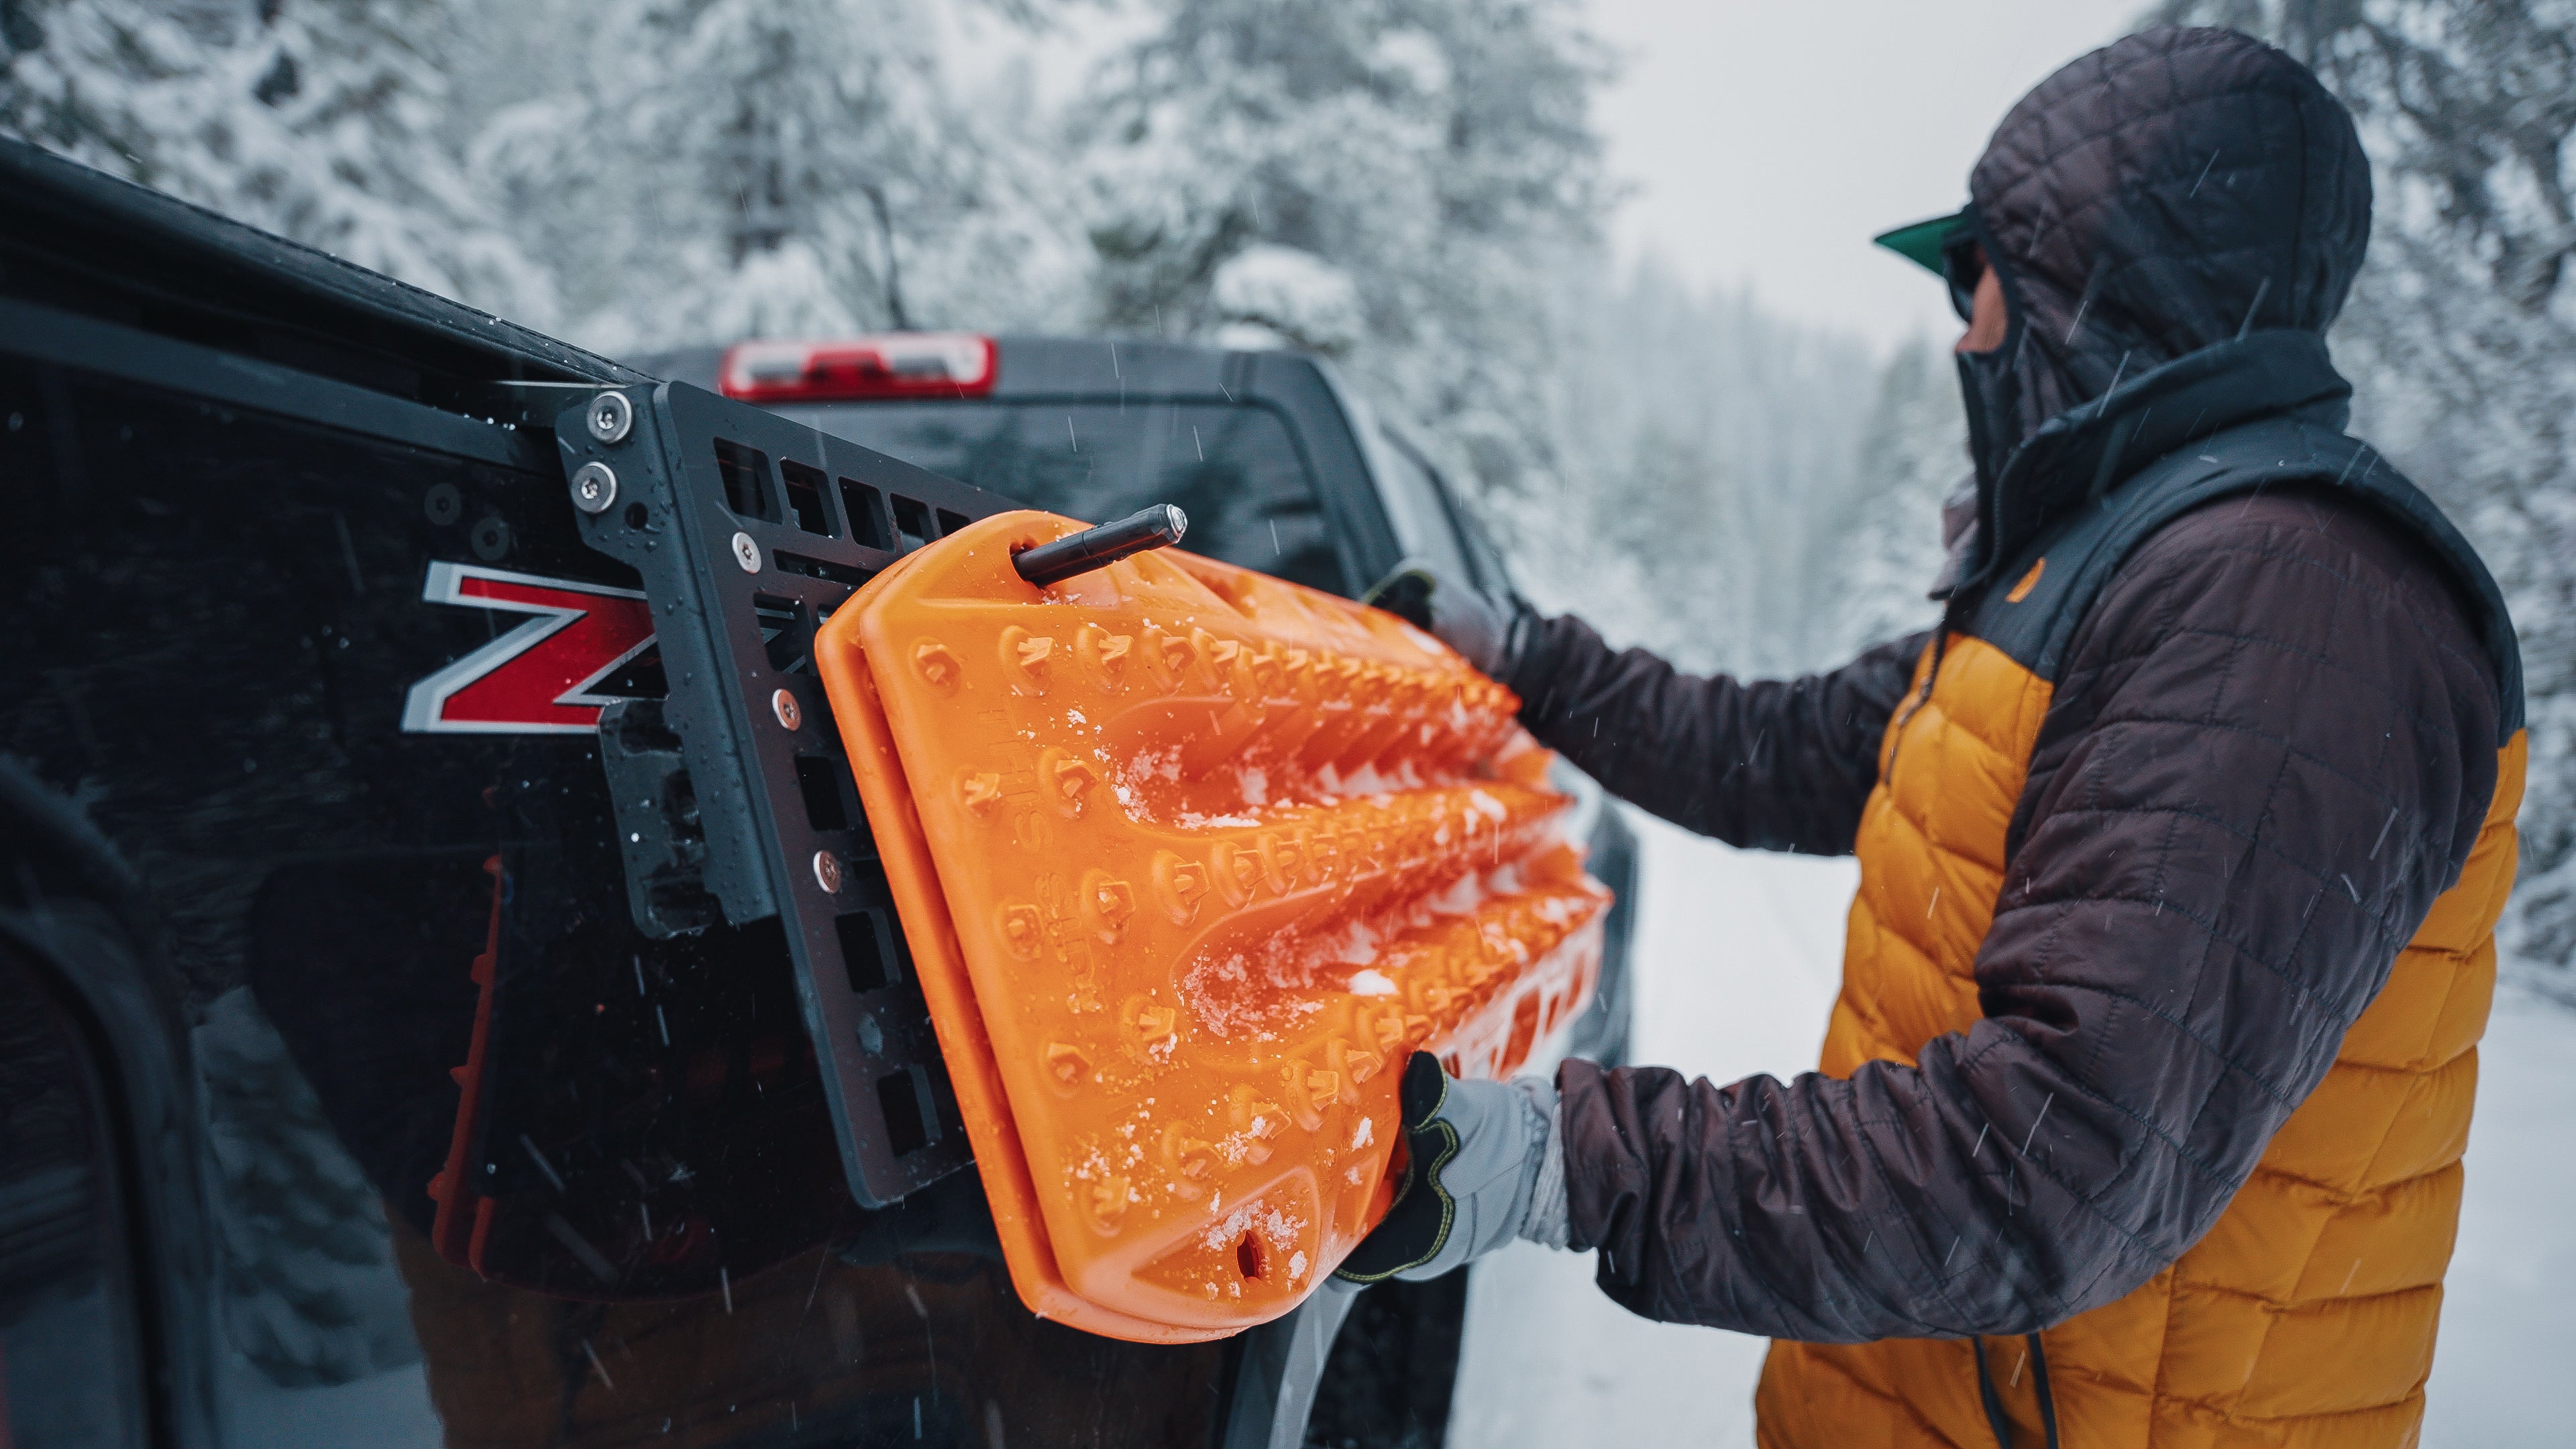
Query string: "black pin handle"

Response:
xmin=1012 ymin=504 xmax=1189 ymax=586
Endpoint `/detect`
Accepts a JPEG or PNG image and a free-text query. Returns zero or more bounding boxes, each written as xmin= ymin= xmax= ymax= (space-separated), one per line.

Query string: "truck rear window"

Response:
xmin=782 ymin=400 xmax=1346 ymax=594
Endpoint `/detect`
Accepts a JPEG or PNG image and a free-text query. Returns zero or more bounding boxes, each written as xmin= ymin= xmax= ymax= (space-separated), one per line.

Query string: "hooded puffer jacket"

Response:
xmin=1507 ymin=28 xmax=2526 ymax=1448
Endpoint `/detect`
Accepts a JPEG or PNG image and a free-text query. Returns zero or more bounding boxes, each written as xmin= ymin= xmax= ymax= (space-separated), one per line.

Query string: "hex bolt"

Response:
xmin=812 ymin=850 xmax=844 ymax=894
xmin=732 ymin=531 xmax=762 ymax=573
xmin=771 ymin=688 xmax=802 ymax=731
xmin=586 ymin=390 xmax=634 ymax=444
xmin=570 ymin=461 xmax=619 ymax=515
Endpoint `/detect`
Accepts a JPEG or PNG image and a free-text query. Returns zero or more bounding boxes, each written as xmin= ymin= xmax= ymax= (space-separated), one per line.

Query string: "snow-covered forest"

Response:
xmin=4 ymin=0 xmax=2569 ymax=994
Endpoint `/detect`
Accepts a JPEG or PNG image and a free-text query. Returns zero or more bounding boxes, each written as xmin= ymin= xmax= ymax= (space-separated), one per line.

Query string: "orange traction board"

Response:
xmin=814 ymin=511 xmax=1608 ymax=1341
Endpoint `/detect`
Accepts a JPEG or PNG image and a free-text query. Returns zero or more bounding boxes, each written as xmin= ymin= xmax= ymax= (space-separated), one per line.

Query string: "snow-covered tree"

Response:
xmin=471 ymin=0 xmax=1081 ymax=355
xmin=2149 ymin=1 xmax=2576 ymax=994
xmin=1831 ymin=337 xmax=1966 ymax=660
xmin=1515 ymin=259 xmax=1885 ymax=678
xmin=1075 ymin=0 xmax=1607 ymax=497
xmin=196 ymin=987 xmax=421 ymax=1387
xmin=0 ymin=0 xmax=549 ymax=321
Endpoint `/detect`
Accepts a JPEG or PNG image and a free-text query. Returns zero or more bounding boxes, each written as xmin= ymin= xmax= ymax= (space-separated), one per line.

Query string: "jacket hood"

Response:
xmin=1953 ymin=26 xmax=2373 ymax=588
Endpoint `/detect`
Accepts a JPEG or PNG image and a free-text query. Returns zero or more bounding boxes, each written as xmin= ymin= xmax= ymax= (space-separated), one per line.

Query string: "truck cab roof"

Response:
xmin=642 ymin=333 xmax=1518 ymax=609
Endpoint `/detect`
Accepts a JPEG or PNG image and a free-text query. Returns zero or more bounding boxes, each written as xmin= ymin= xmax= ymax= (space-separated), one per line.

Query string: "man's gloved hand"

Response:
xmin=1332 ymin=1051 xmax=1566 ymax=1286
xmin=1362 ymin=557 xmax=1532 ymax=681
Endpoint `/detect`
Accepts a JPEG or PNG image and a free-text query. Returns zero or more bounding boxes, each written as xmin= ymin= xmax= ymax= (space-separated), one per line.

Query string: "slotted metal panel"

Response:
xmin=560 ymin=382 xmax=1014 ymax=1205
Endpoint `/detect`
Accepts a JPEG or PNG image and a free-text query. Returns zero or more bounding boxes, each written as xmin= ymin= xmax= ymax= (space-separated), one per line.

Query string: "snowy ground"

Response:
xmin=1450 ymin=807 xmax=2575 ymax=1448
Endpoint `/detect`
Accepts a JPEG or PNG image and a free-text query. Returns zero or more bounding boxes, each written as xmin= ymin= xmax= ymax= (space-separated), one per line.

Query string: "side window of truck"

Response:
xmin=1371 ymin=427 xmax=1517 ymax=598
xmin=1447 ymin=484 xmax=1517 ymax=601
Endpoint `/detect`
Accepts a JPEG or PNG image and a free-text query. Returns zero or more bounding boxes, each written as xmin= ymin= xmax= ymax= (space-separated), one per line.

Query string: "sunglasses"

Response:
xmin=1941 ymin=229 xmax=1986 ymax=323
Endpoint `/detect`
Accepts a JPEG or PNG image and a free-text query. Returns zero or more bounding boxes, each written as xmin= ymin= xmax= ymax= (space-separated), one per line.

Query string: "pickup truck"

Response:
xmin=0 ymin=135 xmax=1634 ymax=1449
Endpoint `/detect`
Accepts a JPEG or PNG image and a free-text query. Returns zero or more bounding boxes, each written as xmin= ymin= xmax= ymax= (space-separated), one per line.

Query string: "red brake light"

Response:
xmin=718 ymin=333 xmax=999 ymax=402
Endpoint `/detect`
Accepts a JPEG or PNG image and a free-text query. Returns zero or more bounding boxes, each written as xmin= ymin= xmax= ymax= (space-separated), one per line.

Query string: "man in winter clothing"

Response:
xmin=1344 ymin=27 xmax=2524 ymax=1447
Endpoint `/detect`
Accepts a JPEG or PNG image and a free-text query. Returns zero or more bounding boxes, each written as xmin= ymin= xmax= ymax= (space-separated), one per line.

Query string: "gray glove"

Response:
xmin=1363 ymin=557 xmax=1531 ymax=680
xmin=1333 ymin=1051 xmax=1567 ymax=1285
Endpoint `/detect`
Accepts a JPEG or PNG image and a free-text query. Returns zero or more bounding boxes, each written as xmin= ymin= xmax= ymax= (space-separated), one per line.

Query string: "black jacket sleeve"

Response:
xmin=1505 ymin=616 xmax=1930 ymax=856
xmin=1556 ymin=489 xmax=2502 ymax=1340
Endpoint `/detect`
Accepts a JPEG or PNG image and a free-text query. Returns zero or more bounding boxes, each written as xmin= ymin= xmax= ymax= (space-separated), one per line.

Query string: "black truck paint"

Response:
xmin=0 ymin=137 xmax=1633 ymax=1449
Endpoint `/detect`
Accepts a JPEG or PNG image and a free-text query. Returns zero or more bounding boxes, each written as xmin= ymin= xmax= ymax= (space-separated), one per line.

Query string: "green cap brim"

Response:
xmin=1872 ymin=209 xmax=1969 ymax=275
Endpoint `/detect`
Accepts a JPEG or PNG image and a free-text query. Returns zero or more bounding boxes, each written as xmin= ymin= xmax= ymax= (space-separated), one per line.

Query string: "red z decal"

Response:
xmin=402 ymin=562 xmax=655 ymax=734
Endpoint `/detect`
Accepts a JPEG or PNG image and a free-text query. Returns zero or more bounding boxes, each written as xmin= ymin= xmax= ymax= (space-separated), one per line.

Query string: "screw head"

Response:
xmin=812 ymin=850 xmax=843 ymax=894
xmin=586 ymin=390 xmax=634 ymax=444
xmin=570 ymin=461 xmax=619 ymax=515
xmin=771 ymin=688 xmax=802 ymax=731
xmin=731 ymin=531 xmax=762 ymax=573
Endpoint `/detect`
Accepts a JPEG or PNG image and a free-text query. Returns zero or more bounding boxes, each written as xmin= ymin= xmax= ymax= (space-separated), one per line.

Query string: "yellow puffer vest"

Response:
xmin=1754 ymin=427 xmax=2526 ymax=1449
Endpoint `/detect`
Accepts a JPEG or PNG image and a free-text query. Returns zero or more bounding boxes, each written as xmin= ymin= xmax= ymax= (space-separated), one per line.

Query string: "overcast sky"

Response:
xmin=1581 ymin=0 xmax=2144 ymax=348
